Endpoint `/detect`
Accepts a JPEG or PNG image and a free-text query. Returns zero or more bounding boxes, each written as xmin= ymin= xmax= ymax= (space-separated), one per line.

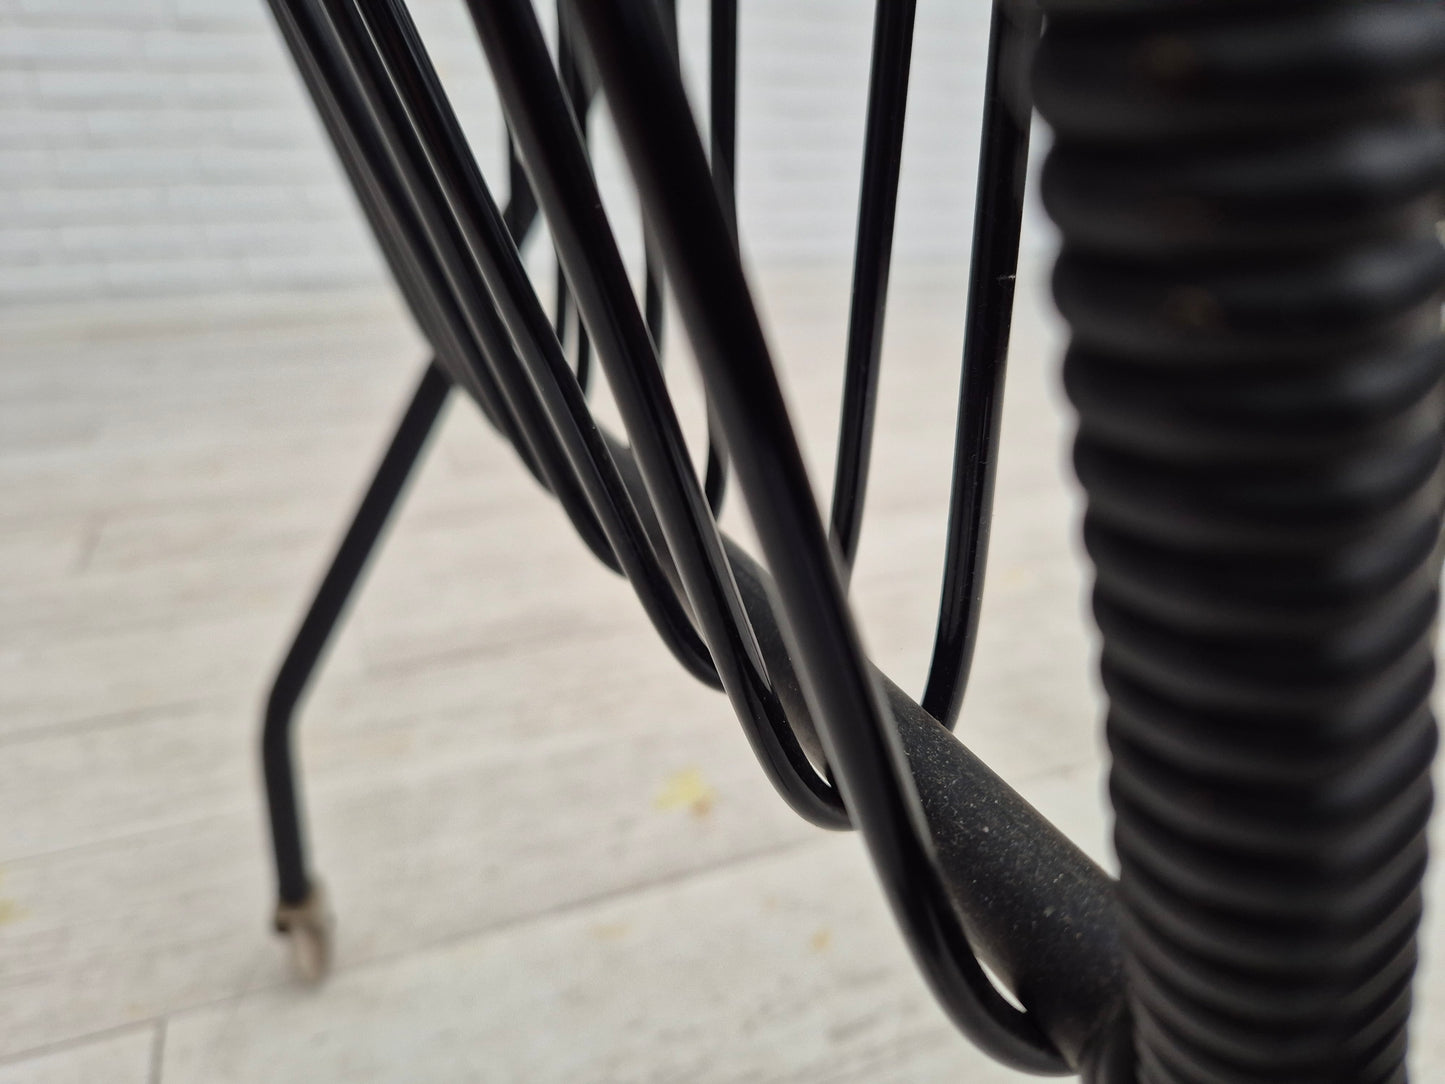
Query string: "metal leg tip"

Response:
xmin=273 ymin=882 xmax=334 ymax=984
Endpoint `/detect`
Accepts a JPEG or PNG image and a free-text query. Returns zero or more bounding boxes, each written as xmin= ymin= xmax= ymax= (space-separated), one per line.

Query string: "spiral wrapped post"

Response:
xmin=251 ymin=0 xmax=1445 ymax=1071
xmin=1035 ymin=1 xmax=1445 ymax=1079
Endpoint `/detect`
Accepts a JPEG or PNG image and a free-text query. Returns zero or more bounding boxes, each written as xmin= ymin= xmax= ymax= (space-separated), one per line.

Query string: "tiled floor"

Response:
xmin=0 ymin=264 xmax=1439 ymax=1081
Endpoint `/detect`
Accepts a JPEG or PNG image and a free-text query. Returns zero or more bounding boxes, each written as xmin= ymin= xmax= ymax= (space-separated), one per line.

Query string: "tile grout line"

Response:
xmin=159 ymin=834 xmax=835 ymax=1030
xmin=0 ymin=696 xmax=219 ymax=753
xmin=0 ymin=1020 xmax=159 ymax=1074
xmin=148 ymin=1018 xmax=167 ymax=1084
xmin=0 ymin=837 xmax=835 ymax=1071
xmin=68 ymin=512 xmax=105 ymax=575
xmin=0 ymin=740 xmax=1101 ymax=872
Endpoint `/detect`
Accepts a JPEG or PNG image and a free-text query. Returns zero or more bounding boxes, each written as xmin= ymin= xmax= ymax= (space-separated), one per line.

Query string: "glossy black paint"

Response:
xmin=920 ymin=0 xmax=1038 ymax=731
xmin=350 ymin=0 xmax=734 ymax=682
xmin=263 ymin=359 xmax=451 ymax=907
xmin=260 ymin=0 xmax=761 ymax=913
xmin=551 ymin=11 xmax=593 ymax=393
xmin=641 ymin=0 xmax=674 ymax=360
xmin=280 ymin=1 xmax=628 ymax=572
xmin=558 ymin=0 xmax=1069 ymax=1070
xmin=829 ymin=0 xmax=914 ymax=574
xmin=260 ymin=0 xmax=1126 ymax=1074
xmin=709 ymin=0 xmax=738 ymax=232
xmin=463 ymin=0 xmax=850 ymax=827
xmin=701 ymin=0 xmax=735 ymax=516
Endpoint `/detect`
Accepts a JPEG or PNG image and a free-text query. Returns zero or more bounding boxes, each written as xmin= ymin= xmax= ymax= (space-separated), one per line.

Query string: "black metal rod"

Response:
xmin=260 ymin=0 xmax=573 ymax=909
xmin=643 ymin=262 xmax=665 ymax=351
xmin=701 ymin=0 xmax=735 ymax=516
xmin=561 ymin=22 xmax=592 ymax=394
xmin=920 ymin=0 xmax=1037 ymax=730
xmin=309 ymin=0 xmax=727 ymax=689
xmin=555 ymin=258 xmax=593 ymax=393
xmin=260 ymin=0 xmax=731 ymax=929
xmin=709 ymin=0 xmax=738 ymax=232
xmin=562 ymin=0 xmax=1066 ymax=1071
xmin=553 ymin=10 xmax=593 ymax=393
xmin=266 ymin=0 xmax=1124 ymax=1067
xmin=262 ymin=0 xmax=717 ymax=922
xmin=610 ymin=431 xmax=1123 ymax=1070
xmin=281 ymin=0 xmax=623 ymax=574
xmin=701 ymin=416 xmax=728 ymax=513
xmin=829 ymin=0 xmax=915 ymax=574
xmin=274 ymin=0 xmax=542 ymax=484
xmin=641 ymin=0 xmax=676 ymax=357
xmin=462 ymin=0 xmax=849 ymax=828
xmin=263 ymin=358 xmax=452 ymax=906
xmin=502 ymin=136 xmax=537 ymax=245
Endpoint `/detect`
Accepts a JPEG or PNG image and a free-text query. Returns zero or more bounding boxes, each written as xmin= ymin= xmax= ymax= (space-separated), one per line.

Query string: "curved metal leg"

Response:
xmin=261 ymin=357 xmax=451 ymax=975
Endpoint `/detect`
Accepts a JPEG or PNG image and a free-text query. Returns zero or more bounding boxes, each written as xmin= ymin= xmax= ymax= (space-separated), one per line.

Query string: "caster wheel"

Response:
xmin=274 ymin=883 xmax=334 ymax=983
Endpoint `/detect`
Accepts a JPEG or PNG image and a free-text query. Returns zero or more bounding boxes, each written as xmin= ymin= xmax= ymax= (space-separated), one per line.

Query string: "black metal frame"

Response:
xmin=263 ymin=358 xmax=450 ymax=908
xmin=255 ymin=0 xmax=1442 ymax=1078
xmin=259 ymin=0 xmax=1112 ymax=1072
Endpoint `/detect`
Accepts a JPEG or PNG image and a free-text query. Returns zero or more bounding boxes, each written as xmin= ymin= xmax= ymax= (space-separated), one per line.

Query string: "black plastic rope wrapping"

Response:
xmin=1035 ymin=1 xmax=1445 ymax=1080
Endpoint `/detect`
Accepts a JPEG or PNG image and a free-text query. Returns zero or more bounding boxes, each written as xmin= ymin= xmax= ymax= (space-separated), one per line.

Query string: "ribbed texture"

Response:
xmin=1035 ymin=2 xmax=1445 ymax=1080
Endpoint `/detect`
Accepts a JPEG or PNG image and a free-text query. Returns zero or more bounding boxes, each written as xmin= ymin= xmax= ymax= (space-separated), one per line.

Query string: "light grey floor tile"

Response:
xmin=0 ymin=262 xmax=1438 ymax=1081
xmin=159 ymin=839 xmax=1026 ymax=1084
xmin=0 ymin=1026 xmax=155 ymax=1084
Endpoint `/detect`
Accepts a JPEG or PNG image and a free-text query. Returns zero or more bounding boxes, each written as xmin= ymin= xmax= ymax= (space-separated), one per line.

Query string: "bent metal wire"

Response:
xmin=258 ymin=0 xmax=1445 ymax=1079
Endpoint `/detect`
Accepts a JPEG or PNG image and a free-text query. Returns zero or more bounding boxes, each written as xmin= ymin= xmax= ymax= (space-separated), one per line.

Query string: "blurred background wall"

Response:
xmin=0 ymin=0 xmax=1050 ymax=308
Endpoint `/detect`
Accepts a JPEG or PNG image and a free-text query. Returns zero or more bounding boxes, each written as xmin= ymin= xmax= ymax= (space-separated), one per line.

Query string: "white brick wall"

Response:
xmin=0 ymin=1 xmax=1027 ymax=305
